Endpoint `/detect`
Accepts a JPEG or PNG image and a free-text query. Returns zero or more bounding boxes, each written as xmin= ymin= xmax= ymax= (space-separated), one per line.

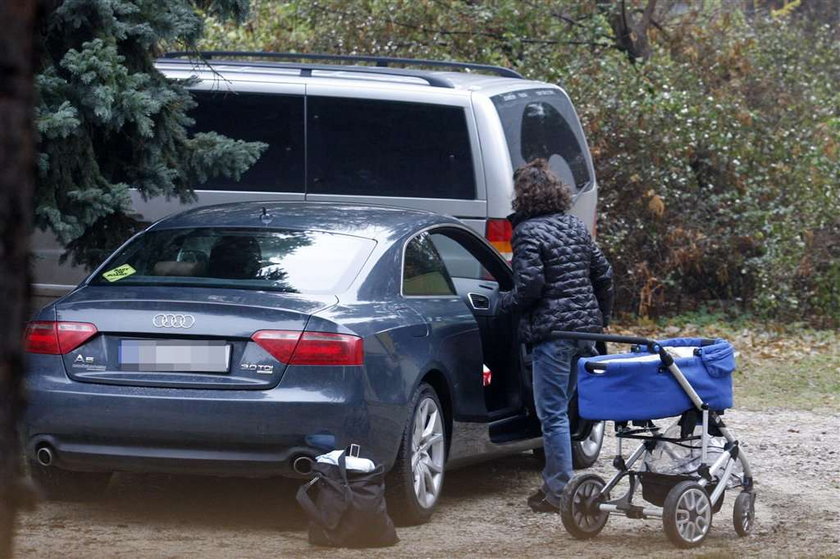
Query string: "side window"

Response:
xmin=403 ymin=233 xmax=456 ymax=296
xmin=188 ymin=91 xmax=305 ymax=192
xmin=429 ymin=233 xmax=490 ymax=280
xmin=307 ymin=97 xmax=476 ymax=199
xmin=492 ymin=89 xmax=592 ymax=191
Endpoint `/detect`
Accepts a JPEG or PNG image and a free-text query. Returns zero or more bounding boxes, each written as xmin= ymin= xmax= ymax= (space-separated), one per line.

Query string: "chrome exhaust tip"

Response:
xmin=36 ymin=446 xmax=54 ymax=467
xmin=292 ymin=455 xmax=315 ymax=475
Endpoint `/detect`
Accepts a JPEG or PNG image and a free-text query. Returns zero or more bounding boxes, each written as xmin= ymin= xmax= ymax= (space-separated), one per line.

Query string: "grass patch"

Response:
xmin=736 ymin=353 xmax=838 ymax=410
xmin=612 ymin=314 xmax=839 ymax=411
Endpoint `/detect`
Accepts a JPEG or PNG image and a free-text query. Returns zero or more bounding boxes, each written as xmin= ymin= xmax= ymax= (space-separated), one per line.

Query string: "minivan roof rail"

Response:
xmin=160 ymin=57 xmax=452 ymax=87
xmin=161 ymin=51 xmax=524 ymax=81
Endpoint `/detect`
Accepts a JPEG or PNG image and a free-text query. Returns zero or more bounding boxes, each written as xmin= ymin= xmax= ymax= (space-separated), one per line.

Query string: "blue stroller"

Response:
xmin=556 ymin=332 xmax=755 ymax=549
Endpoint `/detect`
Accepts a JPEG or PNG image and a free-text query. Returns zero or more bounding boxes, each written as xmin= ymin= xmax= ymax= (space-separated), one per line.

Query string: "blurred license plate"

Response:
xmin=120 ymin=340 xmax=231 ymax=373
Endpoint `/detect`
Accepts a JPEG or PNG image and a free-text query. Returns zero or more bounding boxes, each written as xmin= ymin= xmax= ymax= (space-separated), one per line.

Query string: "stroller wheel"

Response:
xmin=733 ymin=490 xmax=755 ymax=537
xmin=560 ymin=474 xmax=609 ymax=539
xmin=663 ymin=481 xmax=713 ymax=548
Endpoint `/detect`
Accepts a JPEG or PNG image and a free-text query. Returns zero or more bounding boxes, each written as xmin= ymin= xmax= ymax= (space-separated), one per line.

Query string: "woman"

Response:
xmin=498 ymin=159 xmax=614 ymax=513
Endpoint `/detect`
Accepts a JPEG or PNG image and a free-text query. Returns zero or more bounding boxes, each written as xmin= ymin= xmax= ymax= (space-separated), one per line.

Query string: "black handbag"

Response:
xmin=296 ymin=446 xmax=399 ymax=548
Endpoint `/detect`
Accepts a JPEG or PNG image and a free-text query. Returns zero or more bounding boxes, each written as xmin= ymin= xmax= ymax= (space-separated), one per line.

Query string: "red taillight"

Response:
xmin=486 ymin=218 xmax=513 ymax=261
xmin=251 ymin=330 xmax=364 ymax=366
xmin=251 ymin=330 xmax=302 ymax=363
xmin=291 ymin=332 xmax=364 ymax=366
xmin=24 ymin=321 xmax=98 ymax=355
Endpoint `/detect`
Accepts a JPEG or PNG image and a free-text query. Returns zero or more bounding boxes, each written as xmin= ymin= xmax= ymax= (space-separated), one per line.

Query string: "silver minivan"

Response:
xmin=32 ymin=53 xmax=598 ymax=306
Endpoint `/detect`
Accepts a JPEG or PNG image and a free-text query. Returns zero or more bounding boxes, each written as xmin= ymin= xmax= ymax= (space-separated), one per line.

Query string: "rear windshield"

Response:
xmin=492 ymin=88 xmax=592 ymax=192
xmin=91 ymin=228 xmax=376 ymax=294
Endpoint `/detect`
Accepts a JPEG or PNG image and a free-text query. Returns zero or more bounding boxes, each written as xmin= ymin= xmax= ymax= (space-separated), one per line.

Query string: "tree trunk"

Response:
xmin=0 ymin=1 xmax=38 ymax=556
xmin=600 ymin=0 xmax=659 ymax=63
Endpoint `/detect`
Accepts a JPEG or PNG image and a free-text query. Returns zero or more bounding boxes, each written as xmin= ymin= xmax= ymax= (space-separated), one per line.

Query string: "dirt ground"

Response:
xmin=13 ymin=408 xmax=840 ymax=558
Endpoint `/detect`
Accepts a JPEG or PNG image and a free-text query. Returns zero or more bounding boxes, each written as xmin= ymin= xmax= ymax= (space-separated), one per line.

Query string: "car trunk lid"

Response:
xmin=55 ymin=286 xmax=337 ymax=389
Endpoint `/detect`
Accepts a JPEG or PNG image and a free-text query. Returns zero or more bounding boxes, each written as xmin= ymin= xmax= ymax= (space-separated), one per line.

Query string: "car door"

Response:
xmin=400 ymin=231 xmax=488 ymax=421
xmin=425 ymin=226 xmax=543 ymax=445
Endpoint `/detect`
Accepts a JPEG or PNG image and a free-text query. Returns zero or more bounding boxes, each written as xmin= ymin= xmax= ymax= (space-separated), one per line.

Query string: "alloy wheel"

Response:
xmin=411 ymin=396 xmax=445 ymax=508
xmin=674 ymin=487 xmax=712 ymax=543
xmin=579 ymin=421 xmax=604 ymax=457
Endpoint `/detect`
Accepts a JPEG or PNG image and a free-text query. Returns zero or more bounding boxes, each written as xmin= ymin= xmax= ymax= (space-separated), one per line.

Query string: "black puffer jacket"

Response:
xmin=498 ymin=212 xmax=614 ymax=344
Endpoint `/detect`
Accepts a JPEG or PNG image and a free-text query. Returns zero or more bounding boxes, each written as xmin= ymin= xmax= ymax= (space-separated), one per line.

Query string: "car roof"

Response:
xmin=154 ymin=59 xmax=560 ymax=98
xmin=149 ymin=201 xmax=465 ymax=242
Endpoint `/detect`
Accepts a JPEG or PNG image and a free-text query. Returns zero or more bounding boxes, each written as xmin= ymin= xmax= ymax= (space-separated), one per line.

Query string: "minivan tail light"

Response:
xmin=24 ymin=321 xmax=98 ymax=355
xmin=251 ymin=330 xmax=364 ymax=366
xmin=486 ymin=218 xmax=513 ymax=261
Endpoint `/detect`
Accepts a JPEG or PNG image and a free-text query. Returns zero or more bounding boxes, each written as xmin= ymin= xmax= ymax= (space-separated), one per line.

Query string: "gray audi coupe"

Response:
xmin=23 ymin=202 xmax=603 ymax=524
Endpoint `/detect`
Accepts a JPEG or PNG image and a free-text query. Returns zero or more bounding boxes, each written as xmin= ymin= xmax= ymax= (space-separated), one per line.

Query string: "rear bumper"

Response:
xmin=24 ymin=354 xmax=394 ymax=477
xmin=27 ymin=435 xmax=316 ymax=477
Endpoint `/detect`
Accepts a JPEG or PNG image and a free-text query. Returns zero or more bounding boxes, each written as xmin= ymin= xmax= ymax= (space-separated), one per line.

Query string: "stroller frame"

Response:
xmin=555 ymin=331 xmax=755 ymax=549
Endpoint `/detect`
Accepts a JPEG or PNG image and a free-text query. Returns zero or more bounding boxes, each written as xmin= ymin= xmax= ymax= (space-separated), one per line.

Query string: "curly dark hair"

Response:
xmin=511 ymin=158 xmax=572 ymax=217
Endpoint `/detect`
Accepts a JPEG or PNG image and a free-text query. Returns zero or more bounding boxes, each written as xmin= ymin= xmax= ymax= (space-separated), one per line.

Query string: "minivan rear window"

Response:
xmin=92 ymin=228 xmax=375 ymax=294
xmin=189 ymin=91 xmax=305 ymax=192
xmin=492 ymin=89 xmax=591 ymax=191
xmin=307 ymin=97 xmax=476 ymax=199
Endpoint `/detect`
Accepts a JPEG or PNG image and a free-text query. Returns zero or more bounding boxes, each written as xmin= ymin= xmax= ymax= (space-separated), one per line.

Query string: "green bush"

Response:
xmin=200 ymin=1 xmax=839 ymax=326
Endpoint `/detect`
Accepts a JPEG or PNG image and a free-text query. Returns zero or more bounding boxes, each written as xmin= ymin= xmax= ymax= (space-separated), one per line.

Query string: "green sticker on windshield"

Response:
xmin=102 ymin=264 xmax=136 ymax=282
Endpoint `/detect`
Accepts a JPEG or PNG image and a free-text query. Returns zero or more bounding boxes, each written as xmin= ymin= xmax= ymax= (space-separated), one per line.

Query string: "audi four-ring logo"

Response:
xmin=152 ymin=313 xmax=195 ymax=328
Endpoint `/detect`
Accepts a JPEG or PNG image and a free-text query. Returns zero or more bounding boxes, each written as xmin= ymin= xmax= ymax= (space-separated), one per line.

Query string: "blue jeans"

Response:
xmin=532 ymin=338 xmax=578 ymax=507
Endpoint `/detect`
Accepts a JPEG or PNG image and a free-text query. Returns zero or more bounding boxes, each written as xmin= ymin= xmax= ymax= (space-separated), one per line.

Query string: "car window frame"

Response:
xmin=400 ymin=224 xmax=513 ymax=299
xmin=400 ymin=230 xmax=458 ymax=298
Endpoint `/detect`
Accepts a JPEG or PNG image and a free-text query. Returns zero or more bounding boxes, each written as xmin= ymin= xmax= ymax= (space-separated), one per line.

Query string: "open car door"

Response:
xmin=427 ymin=227 xmax=539 ymax=442
xmin=428 ymin=226 xmax=605 ymax=466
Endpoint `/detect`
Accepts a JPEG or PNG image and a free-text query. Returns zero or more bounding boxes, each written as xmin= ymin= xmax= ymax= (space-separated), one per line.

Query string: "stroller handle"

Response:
xmin=584 ymin=362 xmax=609 ymax=374
xmin=556 ymin=330 xmax=718 ymax=372
xmin=555 ymin=330 xmax=718 ymax=348
xmin=555 ymin=331 xmax=656 ymax=346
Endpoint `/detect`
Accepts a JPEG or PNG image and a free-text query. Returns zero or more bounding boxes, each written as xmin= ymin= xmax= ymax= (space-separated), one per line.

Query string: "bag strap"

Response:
xmin=337 ymin=449 xmax=363 ymax=506
xmin=296 ymin=473 xmax=350 ymax=530
xmin=338 ymin=449 xmax=349 ymax=483
xmin=296 ymin=446 xmax=361 ymax=527
xmin=296 ymin=476 xmax=329 ymax=527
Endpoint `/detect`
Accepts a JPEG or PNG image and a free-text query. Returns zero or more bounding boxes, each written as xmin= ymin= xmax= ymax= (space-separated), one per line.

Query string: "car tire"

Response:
xmin=572 ymin=421 xmax=605 ymax=469
xmin=386 ymin=382 xmax=446 ymax=526
xmin=28 ymin=462 xmax=111 ymax=502
xmin=531 ymin=420 xmax=605 ymax=470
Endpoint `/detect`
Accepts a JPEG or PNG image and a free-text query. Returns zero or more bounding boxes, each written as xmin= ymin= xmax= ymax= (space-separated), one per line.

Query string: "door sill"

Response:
xmin=485 ymin=406 xmax=521 ymax=421
xmin=489 ymin=411 xmax=540 ymax=443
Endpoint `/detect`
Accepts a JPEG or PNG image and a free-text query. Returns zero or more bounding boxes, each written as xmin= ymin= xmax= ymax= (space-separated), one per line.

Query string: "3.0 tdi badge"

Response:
xmin=241 ymin=362 xmax=274 ymax=374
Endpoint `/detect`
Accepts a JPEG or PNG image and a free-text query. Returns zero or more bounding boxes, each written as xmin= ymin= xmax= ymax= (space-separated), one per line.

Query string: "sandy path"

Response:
xmin=14 ymin=409 xmax=840 ymax=558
